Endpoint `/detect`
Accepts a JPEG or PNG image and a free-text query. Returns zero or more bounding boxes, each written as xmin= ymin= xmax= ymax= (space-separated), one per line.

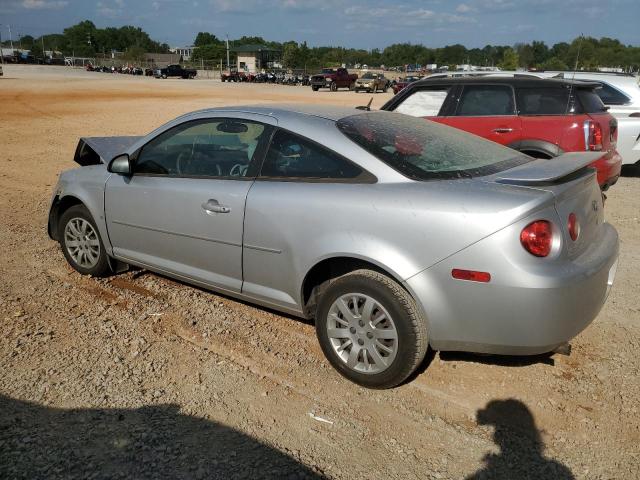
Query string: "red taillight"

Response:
xmin=567 ymin=213 xmax=580 ymax=241
xmin=520 ymin=220 xmax=553 ymax=257
xmin=583 ymin=120 xmax=603 ymax=151
xmin=451 ymin=269 xmax=491 ymax=283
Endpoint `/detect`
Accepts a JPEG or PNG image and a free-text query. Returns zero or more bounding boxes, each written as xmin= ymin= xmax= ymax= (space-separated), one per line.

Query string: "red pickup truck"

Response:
xmin=311 ymin=68 xmax=358 ymax=92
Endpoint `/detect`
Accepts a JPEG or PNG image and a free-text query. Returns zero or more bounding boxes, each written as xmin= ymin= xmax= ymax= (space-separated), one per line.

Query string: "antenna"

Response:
xmin=565 ymin=34 xmax=584 ymax=115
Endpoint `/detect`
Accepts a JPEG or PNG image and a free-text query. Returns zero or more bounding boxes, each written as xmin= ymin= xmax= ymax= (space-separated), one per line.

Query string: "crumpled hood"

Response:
xmin=75 ymin=136 xmax=142 ymax=165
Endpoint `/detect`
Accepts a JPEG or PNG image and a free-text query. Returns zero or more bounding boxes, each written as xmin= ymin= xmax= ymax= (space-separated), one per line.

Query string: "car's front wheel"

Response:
xmin=59 ymin=205 xmax=111 ymax=277
xmin=315 ymin=269 xmax=428 ymax=389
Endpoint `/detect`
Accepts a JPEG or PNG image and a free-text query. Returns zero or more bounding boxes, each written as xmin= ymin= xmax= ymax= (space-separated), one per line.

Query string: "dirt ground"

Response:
xmin=0 ymin=65 xmax=638 ymax=479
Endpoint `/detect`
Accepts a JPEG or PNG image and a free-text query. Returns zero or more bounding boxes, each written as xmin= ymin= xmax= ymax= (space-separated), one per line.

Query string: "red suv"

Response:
xmin=382 ymin=77 xmax=621 ymax=189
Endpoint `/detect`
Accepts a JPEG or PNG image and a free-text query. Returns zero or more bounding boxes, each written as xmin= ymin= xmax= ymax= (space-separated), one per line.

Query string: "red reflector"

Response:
xmin=452 ymin=269 xmax=491 ymax=283
xmin=567 ymin=212 xmax=580 ymax=241
xmin=520 ymin=220 xmax=553 ymax=257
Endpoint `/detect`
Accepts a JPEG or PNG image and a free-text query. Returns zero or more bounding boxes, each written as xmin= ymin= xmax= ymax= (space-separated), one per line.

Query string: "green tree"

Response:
xmin=541 ymin=56 xmax=569 ymax=70
xmin=194 ymin=32 xmax=219 ymax=47
xmin=499 ymin=48 xmax=519 ymax=70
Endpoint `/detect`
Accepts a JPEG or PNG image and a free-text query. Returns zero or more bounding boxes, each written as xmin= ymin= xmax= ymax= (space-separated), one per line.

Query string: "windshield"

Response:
xmin=336 ymin=112 xmax=530 ymax=180
xmin=321 ymin=68 xmax=336 ymax=74
xmin=361 ymin=73 xmax=375 ymax=79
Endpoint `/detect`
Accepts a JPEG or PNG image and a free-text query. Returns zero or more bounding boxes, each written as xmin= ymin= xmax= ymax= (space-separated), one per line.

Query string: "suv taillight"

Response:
xmin=583 ymin=120 xmax=603 ymax=151
xmin=520 ymin=220 xmax=554 ymax=257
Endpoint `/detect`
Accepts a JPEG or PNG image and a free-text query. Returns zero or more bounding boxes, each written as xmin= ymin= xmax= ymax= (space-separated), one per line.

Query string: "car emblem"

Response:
xmin=592 ymin=200 xmax=599 ymax=212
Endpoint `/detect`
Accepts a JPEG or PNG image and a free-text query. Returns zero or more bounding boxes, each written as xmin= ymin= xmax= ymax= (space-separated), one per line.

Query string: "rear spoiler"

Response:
xmin=74 ymin=136 xmax=142 ymax=166
xmin=495 ymin=152 xmax=602 ymax=185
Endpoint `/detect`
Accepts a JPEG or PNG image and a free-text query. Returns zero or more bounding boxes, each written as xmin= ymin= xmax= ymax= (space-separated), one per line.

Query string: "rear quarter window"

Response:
xmin=576 ymin=89 xmax=608 ymax=114
xmin=595 ymin=83 xmax=631 ymax=106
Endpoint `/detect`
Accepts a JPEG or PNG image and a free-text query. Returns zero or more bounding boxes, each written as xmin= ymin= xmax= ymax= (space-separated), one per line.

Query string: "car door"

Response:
xmin=242 ymin=128 xmax=371 ymax=313
xmin=439 ymin=84 xmax=522 ymax=147
xmin=105 ymin=116 xmax=274 ymax=292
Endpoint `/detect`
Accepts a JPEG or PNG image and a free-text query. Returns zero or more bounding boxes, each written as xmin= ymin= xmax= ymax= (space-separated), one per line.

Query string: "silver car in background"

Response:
xmin=47 ymin=105 xmax=619 ymax=388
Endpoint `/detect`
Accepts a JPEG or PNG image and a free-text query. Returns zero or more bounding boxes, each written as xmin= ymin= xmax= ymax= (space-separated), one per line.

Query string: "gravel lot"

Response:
xmin=0 ymin=65 xmax=639 ymax=479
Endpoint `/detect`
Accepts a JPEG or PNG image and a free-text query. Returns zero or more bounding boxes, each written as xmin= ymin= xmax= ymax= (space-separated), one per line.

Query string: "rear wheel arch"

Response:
xmin=510 ymin=139 xmax=563 ymax=159
xmin=301 ymin=256 xmax=411 ymax=319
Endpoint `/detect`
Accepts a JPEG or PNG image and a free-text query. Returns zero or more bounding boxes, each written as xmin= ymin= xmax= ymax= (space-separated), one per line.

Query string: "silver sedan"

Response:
xmin=47 ymin=105 xmax=619 ymax=388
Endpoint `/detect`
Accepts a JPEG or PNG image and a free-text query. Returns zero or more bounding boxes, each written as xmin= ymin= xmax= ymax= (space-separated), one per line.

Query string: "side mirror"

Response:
xmin=108 ymin=154 xmax=132 ymax=175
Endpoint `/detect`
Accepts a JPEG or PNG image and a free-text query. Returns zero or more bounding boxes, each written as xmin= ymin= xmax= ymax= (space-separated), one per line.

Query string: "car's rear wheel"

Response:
xmin=59 ymin=205 xmax=111 ymax=277
xmin=315 ymin=269 xmax=428 ymax=389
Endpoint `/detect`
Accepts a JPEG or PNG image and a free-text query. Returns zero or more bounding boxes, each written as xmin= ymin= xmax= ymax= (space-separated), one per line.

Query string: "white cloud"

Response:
xmin=22 ymin=0 xmax=68 ymax=9
xmin=456 ymin=3 xmax=475 ymax=13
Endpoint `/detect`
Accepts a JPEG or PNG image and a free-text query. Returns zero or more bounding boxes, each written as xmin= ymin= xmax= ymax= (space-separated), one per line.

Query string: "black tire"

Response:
xmin=315 ymin=269 xmax=428 ymax=389
xmin=349 ymin=82 xmax=355 ymax=91
xmin=312 ymin=85 xmax=319 ymax=91
xmin=59 ymin=205 xmax=111 ymax=277
xmin=330 ymin=82 xmax=337 ymax=92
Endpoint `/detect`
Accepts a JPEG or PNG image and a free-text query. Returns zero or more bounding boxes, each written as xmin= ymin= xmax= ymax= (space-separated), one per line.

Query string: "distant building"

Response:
xmin=144 ymin=53 xmax=182 ymax=67
xmin=170 ymin=46 xmax=195 ymax=61
xmin=231 ymin=44 xmax=280 ymax=73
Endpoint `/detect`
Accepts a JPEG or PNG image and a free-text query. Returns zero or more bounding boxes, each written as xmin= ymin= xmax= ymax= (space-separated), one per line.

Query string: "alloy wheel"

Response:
xmin=64 ymin=217 xmax=101 ymax=269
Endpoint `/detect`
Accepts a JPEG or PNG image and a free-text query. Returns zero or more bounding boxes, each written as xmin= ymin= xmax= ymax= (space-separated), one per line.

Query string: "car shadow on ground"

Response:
xmin=465 ymin=399 xmax=575 ymax=480
xmin=129 ymin=268 xmax=316 ymax=327
xmin=0 ymin=394 xmax=324 ymax=479
xmin=438 ymin=350 xmax=556 ymax=367
xmin=621 ymin=165 xmax=640 ymax=177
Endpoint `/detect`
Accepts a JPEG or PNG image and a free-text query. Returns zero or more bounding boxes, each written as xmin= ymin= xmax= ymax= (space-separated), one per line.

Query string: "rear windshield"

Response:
xmin=576 ymin=89 xmax=609 ymax=114
xmin=337 ymin=112 xmax=530 ymax=180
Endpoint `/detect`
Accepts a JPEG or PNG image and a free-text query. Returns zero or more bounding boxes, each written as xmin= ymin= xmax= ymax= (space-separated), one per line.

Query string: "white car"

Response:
xmin=549 ymin=72 xmax=640 ymax=169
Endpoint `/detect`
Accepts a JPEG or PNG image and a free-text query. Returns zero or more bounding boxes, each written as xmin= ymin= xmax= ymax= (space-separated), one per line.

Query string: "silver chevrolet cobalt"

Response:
xmin=48 ymin=105 xmax=619 ymax=388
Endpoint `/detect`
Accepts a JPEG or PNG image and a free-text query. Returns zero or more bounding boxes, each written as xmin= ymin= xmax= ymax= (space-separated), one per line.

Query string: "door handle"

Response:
xmin=493 ymin=127 xmax=513 ymax=133
xmin=201 ymin=199 xmax=231 ymax=215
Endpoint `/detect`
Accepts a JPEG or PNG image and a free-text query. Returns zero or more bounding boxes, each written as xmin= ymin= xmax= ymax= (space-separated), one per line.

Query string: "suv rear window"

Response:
xmin=576 ymin=89 xmax=609 ymax=113
xmin=337 ymin=112 xmax=530 ymax=181
xmin=516 ymin=87 xmax=571 ymax=115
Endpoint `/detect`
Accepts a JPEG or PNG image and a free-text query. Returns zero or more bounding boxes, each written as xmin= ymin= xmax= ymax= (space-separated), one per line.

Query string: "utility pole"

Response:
xmin=0 ymin=25 xmax=4 ymax=65
xmin=8 ymin=24 xmax=14 ymax=52
xmin=226 ymin=34 xmax=230 ymax=71
xmin=42 ymin=35 xmax=46 ymax=60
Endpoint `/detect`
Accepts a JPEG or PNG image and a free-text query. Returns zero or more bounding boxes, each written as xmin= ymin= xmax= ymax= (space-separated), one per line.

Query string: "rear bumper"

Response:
xmin=405 ymin=221 xmax=619 ymax=355
xmin=592 ymin=151 xmax=622 ymax=189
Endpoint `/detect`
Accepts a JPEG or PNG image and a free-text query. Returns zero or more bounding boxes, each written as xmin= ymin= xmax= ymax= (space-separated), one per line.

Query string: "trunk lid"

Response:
xmin=491 ymin=152 xmax=604 ymax=260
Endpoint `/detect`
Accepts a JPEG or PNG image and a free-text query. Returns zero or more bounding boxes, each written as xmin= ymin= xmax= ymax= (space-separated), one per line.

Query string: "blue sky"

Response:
xmin=1 ymin=0 xmax=639 ymax=49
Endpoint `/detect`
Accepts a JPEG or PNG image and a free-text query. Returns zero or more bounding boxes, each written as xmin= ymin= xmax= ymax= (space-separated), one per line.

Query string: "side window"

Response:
xmin=260 ymin=129 xmax=363 ymax=180
xmin=456 ymin=85 xmax=515 ymax=116
xmin=516 ymin=87 xmax=572 ymax=115
xmin=135 ymin=119 xmax=267 ymax=177
xmin=395 ymin=87 xmax=450 ymax=117
xmin=596 ymin=83 xmax=631 ymax=105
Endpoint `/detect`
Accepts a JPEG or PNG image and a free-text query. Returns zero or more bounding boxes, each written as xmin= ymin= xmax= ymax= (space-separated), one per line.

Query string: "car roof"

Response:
xmin=412 ymin=76 xmax=601 ymax=89
xmin=184 ymin=104 xmax=361 ymax=122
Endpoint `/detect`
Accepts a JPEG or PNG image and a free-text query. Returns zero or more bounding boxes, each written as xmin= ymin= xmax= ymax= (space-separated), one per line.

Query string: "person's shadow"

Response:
xmin=466 ymin=399 xmax=574 ymax=480
xmin=0 ymin=394 xmax=324 ymax=479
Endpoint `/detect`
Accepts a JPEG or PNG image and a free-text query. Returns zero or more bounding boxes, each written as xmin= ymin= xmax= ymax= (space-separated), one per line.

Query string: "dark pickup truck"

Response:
xmin=310 ymin=67 xmax=358 ymax=91
xmin=154 ymin=64 xmax=197 ymax=79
